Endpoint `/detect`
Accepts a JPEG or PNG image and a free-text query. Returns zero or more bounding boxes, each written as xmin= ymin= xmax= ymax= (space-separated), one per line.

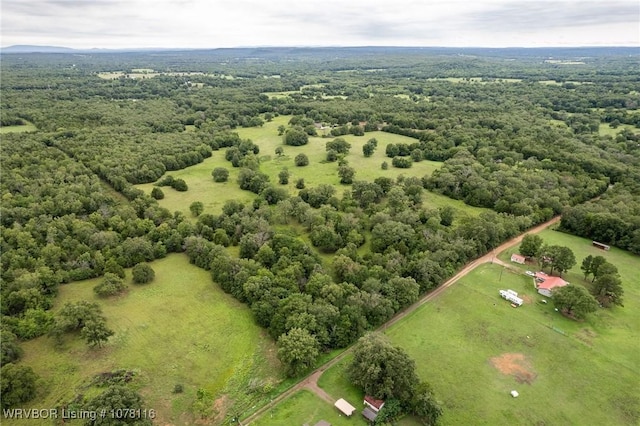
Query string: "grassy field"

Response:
xmin=235 ymin=115 xmax=443 ymax=187
xmin=11 ymin=255 xmax=280 ymax=426
xmin=252 ymin=388 xmax=423 ymax=426
xmin=317 ymin=232 xmax=640 ymax=425
xmin=0 ymin=120 xmax=38 ymax=133
xmin=135 ymin=152 xmax=256 ymax=217
xmin=252 ymin=390 xmax=364 ymax=426
xmin=598 ymin=123 xmax=640 ymax=137
xmin=136 ymin=115 xmax=483 ymax=219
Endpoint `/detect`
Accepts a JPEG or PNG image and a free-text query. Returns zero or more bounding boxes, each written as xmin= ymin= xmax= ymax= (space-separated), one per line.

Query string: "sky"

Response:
xmin=1 ymin=0 xmax=639 ymax=49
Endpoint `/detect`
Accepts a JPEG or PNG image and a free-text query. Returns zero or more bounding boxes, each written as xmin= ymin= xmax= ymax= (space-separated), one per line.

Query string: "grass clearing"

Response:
xmin=135 ymin=152 xmax=256 ymax=217
xmin=12 ymin=254 xmax=280 ymax=426
xmin=318 ymin=232 xmax=640 ymax=425
xmin=138 ymin=116 xmax=451 ymax=217
xmin=598 ymin=123 xmax=639 ymax=137
xmin=236 ymin=116 xmax=443 ymax=191
xmin=0 ymin=120 xmax=38 ymax=133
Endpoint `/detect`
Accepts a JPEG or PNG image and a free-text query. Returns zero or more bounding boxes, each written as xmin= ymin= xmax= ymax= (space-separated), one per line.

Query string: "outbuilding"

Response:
xmin=334 ymin=399 xmax=356 ymax=417
xmin=363 ymin=396 xmax=385 ymax=412
xmin=362 ymin=407 xmax=378 ymax=423
xmin=510 ymin=253 xmax=526 ymax=264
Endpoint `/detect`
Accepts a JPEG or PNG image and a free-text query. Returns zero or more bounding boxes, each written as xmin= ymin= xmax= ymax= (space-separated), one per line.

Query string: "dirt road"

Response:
xmin=240 ymin=215 xmax=561 ymax=425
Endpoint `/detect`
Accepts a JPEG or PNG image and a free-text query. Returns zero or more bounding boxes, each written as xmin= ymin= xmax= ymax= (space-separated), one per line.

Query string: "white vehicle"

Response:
xmin=499 ymin=289 xmax=523 ymax=306
xmin=525 ymin=271 xmax=535 ymax=277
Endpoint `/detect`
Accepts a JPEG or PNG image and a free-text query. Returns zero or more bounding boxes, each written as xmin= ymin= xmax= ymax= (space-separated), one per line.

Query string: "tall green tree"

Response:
xmin=592 ymin=274 xmax=624 ymax=307
xmin=84 ymin=385 xmax=151 ymax=425
xmin=347 ymin=332 xmax=419 ymax=401
xmin=0 ymin=364 xmax=39 ymax=409
xmin=80 ymin=318 xmax=114 ymax=348
xmin=520 ymin=234 xmax=543 ymax=258
xmin=276 ymin=328 xmax=320 ymax=377
xmin=553 ymin=285 xmax=598 ymax=320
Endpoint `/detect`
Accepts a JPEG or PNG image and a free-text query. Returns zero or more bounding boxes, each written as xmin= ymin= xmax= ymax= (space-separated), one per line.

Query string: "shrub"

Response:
xmin=1 ymin=364 xmax=38 ymax=409
xmin=151 ymin=187 xmax=164 ymax=199
xmin=295 ymin=178 xmax=305 ymax=189
xmin=212 ymin=167 xmax=229 ymax=182
xmin=190 ymin=201 xmax=204 ymax=217
xmin=392 ymin=156 xmax=413 ymax=168
xmin=284 ymin=127 xmax=308 ymax=146
xmin=94 ymin=273 xmax=127 ymax=297
xmin=132 ymin=263 xmax=155 ymax=284
xmin=278 ymin=169 xmax=290 ymax=185
xmin=381 ymin=161 xmax=389 ymax=170
xmin=295 ymin=153 xmax=309 ymax=166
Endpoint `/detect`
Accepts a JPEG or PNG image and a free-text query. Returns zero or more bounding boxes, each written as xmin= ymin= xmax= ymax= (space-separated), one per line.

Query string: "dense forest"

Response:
xmin=1 ymin=47 xmax=639 ymax=418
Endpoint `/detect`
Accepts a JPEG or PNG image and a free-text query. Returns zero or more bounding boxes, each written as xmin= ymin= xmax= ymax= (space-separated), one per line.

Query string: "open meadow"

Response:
xmin=136 ymin=116 xmax=489 ymax=220
xmin=316 ymin=233 xmax=640 ymax=425
xmin=10 ymin=255 xmax=281 ymax=426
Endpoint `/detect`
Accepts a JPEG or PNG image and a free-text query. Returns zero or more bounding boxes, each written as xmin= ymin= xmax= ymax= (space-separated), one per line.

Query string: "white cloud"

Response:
xmin=1 ymin=0 xmax=638 ymax=48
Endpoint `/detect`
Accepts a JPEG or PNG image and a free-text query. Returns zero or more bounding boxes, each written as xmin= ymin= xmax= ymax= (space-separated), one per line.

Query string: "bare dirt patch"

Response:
xmin=211 ymin=395 xmax=230 ymax=425
xmin=490 ymin=353 xmax=537 ymax=384
xmin=521 ymin=294 xmax=534 ymax=304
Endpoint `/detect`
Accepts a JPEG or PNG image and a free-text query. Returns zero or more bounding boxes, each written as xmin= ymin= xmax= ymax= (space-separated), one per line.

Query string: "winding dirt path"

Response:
xmin=241 ymin=216 xmax=561 ymax=425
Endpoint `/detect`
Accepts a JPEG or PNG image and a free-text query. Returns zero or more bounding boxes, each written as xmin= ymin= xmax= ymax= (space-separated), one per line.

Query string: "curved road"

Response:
xmin=241 ymin=215 xmax=561 ymax=425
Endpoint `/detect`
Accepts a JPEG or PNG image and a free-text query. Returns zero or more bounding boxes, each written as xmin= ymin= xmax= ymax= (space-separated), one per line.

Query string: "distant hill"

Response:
xmin=0 ymin=45 xmax=79 ymax=53
xmin=1 ymin=45 xmax=638 ymax=57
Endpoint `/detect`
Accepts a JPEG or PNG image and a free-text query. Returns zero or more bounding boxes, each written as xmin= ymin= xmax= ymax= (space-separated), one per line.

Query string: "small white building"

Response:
xmin=499 ymin=289 xmax=523 ymax=306
xmin=334 ymin=399 xmax=356 ymax=417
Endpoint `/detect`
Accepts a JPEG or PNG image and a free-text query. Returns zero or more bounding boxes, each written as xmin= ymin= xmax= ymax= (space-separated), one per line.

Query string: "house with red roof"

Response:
xmin=510 ymin=253 xmax=526 ymax=264
xmin=534 ymin=272 xmax=569 ymax=297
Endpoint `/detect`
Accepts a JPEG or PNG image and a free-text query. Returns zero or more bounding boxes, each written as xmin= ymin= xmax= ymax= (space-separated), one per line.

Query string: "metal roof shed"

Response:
xmin=334 ymin=398 xmax=356 ymax=416
xmin=362 ymin=407 xmax=378 ymax=422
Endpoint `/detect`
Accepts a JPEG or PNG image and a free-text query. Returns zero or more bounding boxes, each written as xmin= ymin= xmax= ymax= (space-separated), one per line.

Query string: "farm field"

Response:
xmin=317 ymin=236 xmax=640 ymax=425
xmin=9 ymin=255 xmax=280 ymax=426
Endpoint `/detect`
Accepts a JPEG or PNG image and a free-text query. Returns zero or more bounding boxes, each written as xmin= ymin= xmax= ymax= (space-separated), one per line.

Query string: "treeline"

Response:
xmin=181 ymin=180 xmax=528 ymax=356
xmin=560 ymin=180 xmax=640 ymax=254
xmin=0 ymin=136 xmax=188 ymax=340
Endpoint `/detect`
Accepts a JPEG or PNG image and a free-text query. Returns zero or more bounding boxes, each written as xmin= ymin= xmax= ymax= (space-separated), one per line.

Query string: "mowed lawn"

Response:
xmin=252 ymin=390 xmax=365 ymax=426
xmin=253 ymin=389 xmax=422 ymax=426
xmin=13 ymin=254 xmax=280 ymax=426
xmin=318 ymin=235 xmax=640 ymax=425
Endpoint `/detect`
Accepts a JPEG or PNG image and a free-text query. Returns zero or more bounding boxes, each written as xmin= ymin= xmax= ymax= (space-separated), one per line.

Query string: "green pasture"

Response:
xmin=501 ymin=228 xmax=640 ymax=368
xmin=235 ymin=115 xmax=443 ymax=185
xmin=12 ymin=255 xmax=280 ymax=426
xmin=598 ymin=123 xmax=639 ymax=137
xmin=135 ymin=152 xmax=256 ymax=217
xmin=0 ymin=121 xmax=38 ymax=133
xmin=138 ymin=115 xmax=454 ymax=217
xmin=318 ymin=237 xmax=639 ymax=425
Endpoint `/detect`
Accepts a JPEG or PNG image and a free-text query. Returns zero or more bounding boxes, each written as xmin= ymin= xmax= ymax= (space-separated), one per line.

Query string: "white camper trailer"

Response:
xmin=499 ymin=289 xmax=523 ymax=306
